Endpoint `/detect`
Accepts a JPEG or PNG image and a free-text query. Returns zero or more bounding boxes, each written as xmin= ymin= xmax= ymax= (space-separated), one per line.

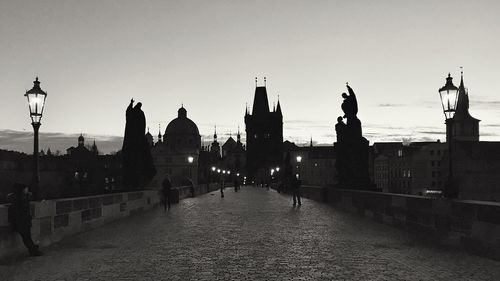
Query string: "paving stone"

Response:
xmin=1 ymin=187 xmax=500 ymax=281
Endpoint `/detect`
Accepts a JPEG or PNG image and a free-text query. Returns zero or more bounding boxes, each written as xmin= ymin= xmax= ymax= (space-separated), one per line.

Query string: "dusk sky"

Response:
xmin=1 ymin=0 xmax=499 ymax=154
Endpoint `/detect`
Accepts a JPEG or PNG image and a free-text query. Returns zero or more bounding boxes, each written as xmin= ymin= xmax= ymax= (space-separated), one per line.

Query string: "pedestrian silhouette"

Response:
xmin=291 ymin=176 xmax=302 ymax=206
xmin=161 ymin=176 xmax=172 ymax=211
xmin=234 ymin=178 xmax=240 ymax=192
xmin=7 ymin=183 xmax=42 ymax=256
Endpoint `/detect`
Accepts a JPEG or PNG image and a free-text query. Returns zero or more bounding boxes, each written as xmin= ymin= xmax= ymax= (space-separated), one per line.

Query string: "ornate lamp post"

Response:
xmin=438 ymin=73 xmax=459 ymax=198
xmin=25 ymin=77 xmax=47 ymax=200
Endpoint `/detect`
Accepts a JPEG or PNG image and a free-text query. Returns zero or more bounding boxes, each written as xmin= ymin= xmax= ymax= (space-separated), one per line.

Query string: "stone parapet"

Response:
xmin=0 ymin=183 xmax=219 ymax=259
xmin=276 ymin=185 xmax=500 ymax=260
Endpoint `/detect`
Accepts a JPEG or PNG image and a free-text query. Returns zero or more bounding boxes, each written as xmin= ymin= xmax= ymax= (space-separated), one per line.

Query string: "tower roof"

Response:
xmin=453 ymin=72 xmax=480 ymax=122
xmin=252 ymin=86 xmax=270 ymax=115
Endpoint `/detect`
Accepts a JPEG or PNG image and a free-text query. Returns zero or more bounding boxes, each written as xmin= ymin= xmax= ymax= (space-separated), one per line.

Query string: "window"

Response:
xmin=431 ymin=161 xmax=435 ymax=167
xmin=408 ymin=170 xmax=411 ymax=177
xmin=432 ymin=171 xmax=435 ymax=177
xmin=437 ymin=150 xmax=441 ymax=155
xmin=398 ymin=150 xmax=403 ymax=157
xmin=430 ymin=150 xmax=434 ymax=156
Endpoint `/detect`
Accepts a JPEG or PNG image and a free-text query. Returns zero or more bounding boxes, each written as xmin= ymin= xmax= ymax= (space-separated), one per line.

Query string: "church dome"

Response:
xmin=165 ymin=106 xmax=200 ymax=138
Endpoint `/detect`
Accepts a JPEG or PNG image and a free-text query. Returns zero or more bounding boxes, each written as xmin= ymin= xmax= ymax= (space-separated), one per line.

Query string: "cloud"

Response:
xmin=377 ymin=103 xmax=406 ymax=107
xmin=0 ymin=129 xmax=123 ymax=154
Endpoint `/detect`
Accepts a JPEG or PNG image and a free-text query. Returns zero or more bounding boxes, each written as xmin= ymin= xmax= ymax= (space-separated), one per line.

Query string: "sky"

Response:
xmin=1 ymin=0 xmax=499 ymax=154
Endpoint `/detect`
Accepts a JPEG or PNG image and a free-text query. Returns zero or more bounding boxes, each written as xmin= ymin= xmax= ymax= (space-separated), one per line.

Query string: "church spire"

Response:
xmin=158 ymin=123 xmax=162 ymax=143
xmin=214 ymin=125 xmax=218 ymax=142
xmin=237 ymin=125 xmax=241 ymax=143
xmin=276 ymin=95 xmax=282 ymax=116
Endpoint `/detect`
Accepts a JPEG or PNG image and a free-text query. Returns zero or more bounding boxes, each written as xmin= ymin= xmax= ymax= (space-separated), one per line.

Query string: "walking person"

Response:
xmin=161 ymin=176 xmax=172 ymax=211
xmin=234 ymin=178 xmax=240 ymax=192
xmin=291 ymin=176 xmax=302 ymax=206
xmin=220 ymin=176 xmax=225 ymax=198
xmin=8 ymin=183 xmax=42 ymax=256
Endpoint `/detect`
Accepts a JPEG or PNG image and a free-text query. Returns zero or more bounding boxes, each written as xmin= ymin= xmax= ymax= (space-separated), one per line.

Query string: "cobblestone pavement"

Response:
xmin=2 ymin=187 xmax=500 ymax=281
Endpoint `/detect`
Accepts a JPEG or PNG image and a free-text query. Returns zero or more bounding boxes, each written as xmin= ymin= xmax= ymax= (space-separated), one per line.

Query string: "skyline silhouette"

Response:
xmin=1 ymin=1 xmax=500 ymax=153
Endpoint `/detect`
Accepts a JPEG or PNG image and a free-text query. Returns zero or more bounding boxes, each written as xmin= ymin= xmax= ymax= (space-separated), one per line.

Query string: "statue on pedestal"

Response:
xmin=334 ymin=84 xmax=376 ymax=190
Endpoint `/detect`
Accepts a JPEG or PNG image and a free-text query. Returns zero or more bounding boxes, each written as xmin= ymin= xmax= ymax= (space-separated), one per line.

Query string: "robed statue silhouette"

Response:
xmin=122 ymin=99 xmax=156 ymax=190
xmin=335 ymin=85 xmax=376 ymax=190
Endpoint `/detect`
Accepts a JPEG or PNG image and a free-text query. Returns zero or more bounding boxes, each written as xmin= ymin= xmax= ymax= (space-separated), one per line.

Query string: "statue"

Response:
xmin=122 ymin=99 xmax=156 ymax=190
xmin=334 ymin=85 xmax=376 ymax=190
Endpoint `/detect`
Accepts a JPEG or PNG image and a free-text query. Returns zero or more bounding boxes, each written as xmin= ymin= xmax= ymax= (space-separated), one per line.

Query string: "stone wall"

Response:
xmin=287 ymin=185 xmax=500 ymax=260
xmin=0 ymin=183 xmax=219 ymax=259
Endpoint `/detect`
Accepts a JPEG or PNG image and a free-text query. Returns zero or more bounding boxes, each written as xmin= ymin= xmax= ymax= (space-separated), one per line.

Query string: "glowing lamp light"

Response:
xmin=25 ymin=77 xmax=47 ymax=124
xmin=296 ymin=156 xmax=302 ymax=163
xmin=217 ymin=169 xmax=221 ymax=173
xmin=439 ymin=73 xmax=459 ymax=120
xmin=236 ymin=173 xmax=240 ymax=177
xmin=227 ymin=171 xmax=231 ymax=175
xmin=276 ymin=167 xmax=280 ymax=172
xmin=187 ymin=156 xmax=194 ymax=163
xmin=211 ymin=166 xmax=216 ymax=171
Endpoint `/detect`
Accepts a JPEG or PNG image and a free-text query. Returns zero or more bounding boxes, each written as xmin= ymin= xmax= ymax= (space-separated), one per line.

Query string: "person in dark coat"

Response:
xmin=291 ymin=176 xmax=302 ymax=206
xmin=8 ymin=183 xmax=42 ymax=256
xmin=161 ymin=177 xmax=172 ymax=211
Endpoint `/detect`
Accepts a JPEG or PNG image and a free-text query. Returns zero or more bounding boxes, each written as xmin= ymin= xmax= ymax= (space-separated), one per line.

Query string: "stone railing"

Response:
xmin=275 ymin=185 xmax=500 ymax=260
xmin=0 ymin=183 xmax=220 ymax=259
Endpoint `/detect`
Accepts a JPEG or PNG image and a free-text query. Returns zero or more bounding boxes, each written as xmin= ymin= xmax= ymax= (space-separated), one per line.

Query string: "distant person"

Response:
xmin=188 ymin=179 xmax=195 ymax=198
xmin=234 ymin=178 xmax=240 ymax=192
xmin=161 ymin=176 xmax=172 ymax=211
xmin=220 ymin=177 xmax=225 ymax=198
xmin=8 ymin=183 xmax=42 ymax=256
xmin=291 ymin=176 xmax=302 ymax=206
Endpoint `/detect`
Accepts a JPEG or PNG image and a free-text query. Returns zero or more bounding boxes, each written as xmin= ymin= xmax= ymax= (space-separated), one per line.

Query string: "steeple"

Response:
xmin=214 ymin=125 xmax=218 ymax=142
xmin=450 ymin=69 xmax=480 ymax=142
xmin=453 ymin=70 xmax=477 ymax=121
xmin=157 ymin=124 xmax=162 ymax=143
xmin=91 ymin=139 xmax=98 ymax=155
xmin=237 ymin=126 xmax=241 ymax=144
xmin=276 ymin=96 xmax=282 ymax=116
xmin=78 ymin=133 xmax=84 ymax=147
xmin=310 ymin=136 xmax=313 ymax=147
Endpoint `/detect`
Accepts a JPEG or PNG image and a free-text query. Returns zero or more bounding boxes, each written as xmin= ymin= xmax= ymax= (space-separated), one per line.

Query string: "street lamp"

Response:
xmin=25 ymin=77 xmax=47 ymax=200
xmin=187 ymin=156 xmax=194 ymax=163
xmin=212 ymin=166 xmax=216 ymax=172
xmin=439 ymin=73 xmax=459 ymax=198
xmin=296 ymin=155 xmax=302 ymax=180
